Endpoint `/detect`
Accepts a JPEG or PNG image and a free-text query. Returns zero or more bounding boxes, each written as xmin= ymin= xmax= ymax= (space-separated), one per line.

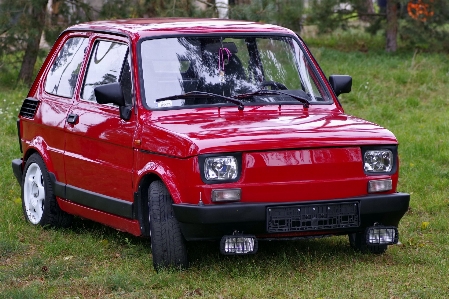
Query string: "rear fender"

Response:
xmin=24 ymin=136 xmax=56 ymax=175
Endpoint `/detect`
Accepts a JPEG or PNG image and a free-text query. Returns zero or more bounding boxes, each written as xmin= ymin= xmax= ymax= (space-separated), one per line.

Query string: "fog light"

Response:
xmin=366 ymin=226 xmax=398 ymax=245
xmin=368 ymin=179 xmax=392 ymax=193
xmin=220 ymin=235 xmax=258 ymax=255
xmin=212 ymin=188 xmax=241 ymax=202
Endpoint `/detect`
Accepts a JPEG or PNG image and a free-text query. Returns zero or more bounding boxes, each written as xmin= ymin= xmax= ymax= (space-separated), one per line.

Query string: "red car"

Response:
xmin=11 ymin=18 xmax=409 ymax=270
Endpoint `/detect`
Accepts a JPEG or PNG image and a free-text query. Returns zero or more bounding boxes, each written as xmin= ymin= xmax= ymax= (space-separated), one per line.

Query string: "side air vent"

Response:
xmin=19 ymin=97 xmax=40 ymax=119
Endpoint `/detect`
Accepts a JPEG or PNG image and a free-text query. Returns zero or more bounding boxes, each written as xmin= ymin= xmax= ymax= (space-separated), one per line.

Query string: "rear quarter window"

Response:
xmin=44 ymin=37 xmax=88 ymax=98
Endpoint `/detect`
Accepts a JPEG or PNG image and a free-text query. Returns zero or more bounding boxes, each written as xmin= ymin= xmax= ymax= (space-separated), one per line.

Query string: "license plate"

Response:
xmin=267 ymin=202 xmax=360 ymax=233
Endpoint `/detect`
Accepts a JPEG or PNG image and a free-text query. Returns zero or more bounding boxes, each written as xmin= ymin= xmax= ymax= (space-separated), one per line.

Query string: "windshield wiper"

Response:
xmin=155 ymin=91 xmax=245 ymax=111
xmin=235 ymin=89 xmax=310 ymax=108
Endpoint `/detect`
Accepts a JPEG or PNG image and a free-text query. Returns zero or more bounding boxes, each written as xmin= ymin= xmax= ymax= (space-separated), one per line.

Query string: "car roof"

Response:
xmin=65 ymin=18 xmax=295 ymax=39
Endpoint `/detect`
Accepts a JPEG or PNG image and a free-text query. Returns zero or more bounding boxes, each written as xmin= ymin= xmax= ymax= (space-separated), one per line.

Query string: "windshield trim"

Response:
xmin=136 ymin=32 xmax=333 ymax=111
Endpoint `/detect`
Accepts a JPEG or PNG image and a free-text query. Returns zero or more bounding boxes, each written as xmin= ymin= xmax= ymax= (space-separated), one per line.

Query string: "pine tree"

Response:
xmin=0 ymin=0 xmax=93 ymax=85
xmin=0 ymin=0 xmax=49 ymax=85
xmin=307 ymin=0 xmax=449 ymax=52
xmin=229 ymin=0 xmax=304 ymax=33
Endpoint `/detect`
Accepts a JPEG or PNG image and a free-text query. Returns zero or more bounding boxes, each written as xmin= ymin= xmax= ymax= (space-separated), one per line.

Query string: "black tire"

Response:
xmin=148 ymin=180 xmax=188 ymax=271
xmin=348 ymin=232 xmax=387 ymax=254
xmin=21 ymin=153 xmax=73 ymax=228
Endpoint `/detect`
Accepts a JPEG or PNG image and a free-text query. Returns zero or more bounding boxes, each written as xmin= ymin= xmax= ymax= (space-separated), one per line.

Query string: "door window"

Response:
xmin=81 ymin=40 xmax=129 ymax=103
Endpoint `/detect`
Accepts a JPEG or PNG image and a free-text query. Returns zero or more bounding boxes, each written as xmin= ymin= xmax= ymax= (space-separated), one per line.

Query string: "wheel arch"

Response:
xmin=23 ymin=137 xmax=56 ymax=174
xmin=134 ymin=159 xmax=189 ymax=237
xmin=21 ymin=151 xmax=73 ymax=227
xmin=24 ymin=148 xmax=39 ymax=162
xmin=134 ymin=172 xmax=164 ymax=237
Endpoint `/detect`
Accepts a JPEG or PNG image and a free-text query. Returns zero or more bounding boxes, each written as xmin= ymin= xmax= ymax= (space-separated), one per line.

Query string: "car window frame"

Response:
xmin=73 ymin=31 xmax=136 ymax=113
xmin=79 ymin=35 xmax=133 ymax=107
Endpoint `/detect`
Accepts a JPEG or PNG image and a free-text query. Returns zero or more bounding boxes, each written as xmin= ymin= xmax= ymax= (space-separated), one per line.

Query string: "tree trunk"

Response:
xmin=18 ymin=0 xmax=48 ymax=85
xmin=385 ymin=0 xmax=398 ymax=52
xmin=358 ymin=0 xmax=375 ymax=22
xmin=146 ymin=0 xmax=166 ymax=17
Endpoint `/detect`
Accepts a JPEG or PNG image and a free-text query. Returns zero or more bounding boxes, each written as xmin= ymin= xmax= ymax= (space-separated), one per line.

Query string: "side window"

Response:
xmin=45 ymin=37 xmax=88 ymax=98
xmin=81 ymin=40 xmax=129 ymax=103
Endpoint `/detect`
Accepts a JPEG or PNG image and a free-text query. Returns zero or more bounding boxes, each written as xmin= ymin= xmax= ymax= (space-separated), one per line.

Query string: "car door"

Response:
xmin=63 ymin=34 xmax=136 ymax=218
xmin=30 ymin=34 xmax=89 ymax=184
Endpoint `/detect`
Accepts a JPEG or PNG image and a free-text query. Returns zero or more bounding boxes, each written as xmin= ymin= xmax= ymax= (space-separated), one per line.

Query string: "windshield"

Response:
xmin=140 ymin=36 xmax=330 ymax=109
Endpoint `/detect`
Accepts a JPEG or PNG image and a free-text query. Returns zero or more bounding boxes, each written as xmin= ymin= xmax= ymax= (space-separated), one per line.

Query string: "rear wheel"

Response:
xmin=348 ymin=232 xmax=387 ymax=254
xmin=148 ymin=180 xmax=188 ymax=271
xmin=22 ymin=153 xmax=72 ymax=227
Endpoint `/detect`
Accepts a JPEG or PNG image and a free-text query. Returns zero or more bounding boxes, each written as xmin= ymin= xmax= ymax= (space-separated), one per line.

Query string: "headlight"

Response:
xmin=204 ymin=156 xmax=238 ymax=181
xmin=364 ymin=149 xmax=393 ymax=173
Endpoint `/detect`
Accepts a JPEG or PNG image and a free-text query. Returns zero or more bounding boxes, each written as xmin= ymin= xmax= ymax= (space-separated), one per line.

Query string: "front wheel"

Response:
xmin=348 ymin=232 xmax=387 ymax=254
xmin=148 ymin=180 xmax=188 ymax=271
xmin=22 ymin=153 xmax=72 ymax=227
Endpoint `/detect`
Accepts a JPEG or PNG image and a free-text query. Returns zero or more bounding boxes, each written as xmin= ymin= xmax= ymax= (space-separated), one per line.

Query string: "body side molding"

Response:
xmin=49 ymin=172 xmax=134 ymax=219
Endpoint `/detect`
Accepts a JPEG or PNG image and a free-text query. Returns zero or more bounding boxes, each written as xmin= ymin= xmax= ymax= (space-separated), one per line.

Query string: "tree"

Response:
xmin=400 ymin=0 xmax=449 ymax=51
xmin=99 ymin=0 xmax=199 ymax=19
xmin=0 ymin=0 xmax=94 ymax=85
xmin=229 ymin=0 xmax=304 ymax=33
xmin=307 ymin=0 xmax=449 ymax=52
xmin=0 ymin=0 xmax=49 ymax=85
xmin=0 ymin=0 xmax=206 ymax=86
xmin=45 ymin=0 xmax=94 ymax=44
xmin=357 ymin=0 xmax=375 ymax=22
xmin=385 ymin=0 xmax=399 ymax=52
xmin=17 ymin=0 xmax=49 ymax=85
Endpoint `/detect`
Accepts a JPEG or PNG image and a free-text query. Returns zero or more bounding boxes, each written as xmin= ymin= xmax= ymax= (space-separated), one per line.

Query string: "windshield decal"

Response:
xmin=157 ymin=100 xmax=173 ymax=108
xmin=218 ymin=47 xmax=232 ymax=80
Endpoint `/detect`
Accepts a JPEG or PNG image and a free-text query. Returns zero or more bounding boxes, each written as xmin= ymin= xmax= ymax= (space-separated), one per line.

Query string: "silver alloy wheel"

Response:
xmin=23 ymin=162 xmax=45 ymax=224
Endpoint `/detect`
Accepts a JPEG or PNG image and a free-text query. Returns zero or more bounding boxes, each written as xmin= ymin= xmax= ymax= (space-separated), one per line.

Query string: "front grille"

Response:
xmin=19 ymin=97 xmax=40 ymax=119
xmin=267 ymin=202 xmax=360 ymax=233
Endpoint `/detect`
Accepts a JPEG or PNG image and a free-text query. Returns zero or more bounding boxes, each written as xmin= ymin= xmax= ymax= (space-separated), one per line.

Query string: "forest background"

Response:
xmin=0 ymin=0 xmax=448 ymax=85
xmin=1 ymin=1 xmax=449 ymax=298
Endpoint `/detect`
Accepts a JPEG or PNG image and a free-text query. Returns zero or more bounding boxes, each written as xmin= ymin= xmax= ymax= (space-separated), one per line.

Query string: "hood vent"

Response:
xmin=19 ymin=97 xmax=40 ymax=119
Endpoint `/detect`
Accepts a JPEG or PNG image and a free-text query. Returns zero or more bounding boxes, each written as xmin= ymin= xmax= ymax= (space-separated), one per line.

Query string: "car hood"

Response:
xmin=140 ymin=108 xmax=398 ymax=157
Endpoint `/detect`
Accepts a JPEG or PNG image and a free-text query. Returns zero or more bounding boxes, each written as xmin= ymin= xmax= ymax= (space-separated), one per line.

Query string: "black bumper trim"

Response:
xmin=172 ymin=193 xmax=410 ymax=241
xmin=11 ymin=159 xmax=23 ymax=186
xmin=48 ymin=172 xmax=134 ymax=219
xmin=267 ymin=201 xmax=360 ymax=233
xmin=16 ymin=119 xmax=22 ymax=153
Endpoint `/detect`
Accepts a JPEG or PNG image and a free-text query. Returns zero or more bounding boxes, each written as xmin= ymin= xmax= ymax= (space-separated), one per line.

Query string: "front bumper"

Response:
xmin=172 ymin=192 xmax=410 ymax=241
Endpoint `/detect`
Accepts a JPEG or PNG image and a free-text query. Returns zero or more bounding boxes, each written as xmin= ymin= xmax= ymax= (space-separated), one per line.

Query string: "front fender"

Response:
xmin=135 ymin=156 xmax=186 ymax=204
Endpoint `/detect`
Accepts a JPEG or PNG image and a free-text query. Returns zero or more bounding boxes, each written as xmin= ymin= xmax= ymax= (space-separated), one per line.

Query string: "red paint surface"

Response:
xmin=64 ymin=100 xmax=136 ymax=202
xmin=140 ymin=107 xmax=397 ymax=157
xmin=57 ymin=198 xmax=141 ymax=236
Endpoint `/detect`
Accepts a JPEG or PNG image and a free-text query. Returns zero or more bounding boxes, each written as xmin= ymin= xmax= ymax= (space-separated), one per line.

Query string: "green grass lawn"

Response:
xmin=1 ymin=38 xmax=449 ymax=298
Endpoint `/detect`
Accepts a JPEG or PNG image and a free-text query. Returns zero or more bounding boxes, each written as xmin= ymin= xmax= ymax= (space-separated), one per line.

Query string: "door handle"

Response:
xmin=67 ymin=113 xmax=79 ymax=124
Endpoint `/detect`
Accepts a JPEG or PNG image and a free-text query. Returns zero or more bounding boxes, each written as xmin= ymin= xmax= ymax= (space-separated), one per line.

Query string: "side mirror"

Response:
xmin=329 ymin=75 xmax=352 ymax=97
xmin=94 ymin=82 xmax=132 ymax=120
xmin=95 ymin=82 xmax=125 ymax=106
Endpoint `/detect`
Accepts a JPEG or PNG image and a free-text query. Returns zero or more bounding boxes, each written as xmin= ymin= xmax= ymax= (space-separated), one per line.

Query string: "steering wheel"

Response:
xmin=260 ymin=81 xmax=288 ymax=90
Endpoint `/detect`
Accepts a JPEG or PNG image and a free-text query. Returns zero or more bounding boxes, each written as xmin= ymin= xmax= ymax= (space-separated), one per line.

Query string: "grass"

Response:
xmin=1 ymin=32 xmax=449 ymax=297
